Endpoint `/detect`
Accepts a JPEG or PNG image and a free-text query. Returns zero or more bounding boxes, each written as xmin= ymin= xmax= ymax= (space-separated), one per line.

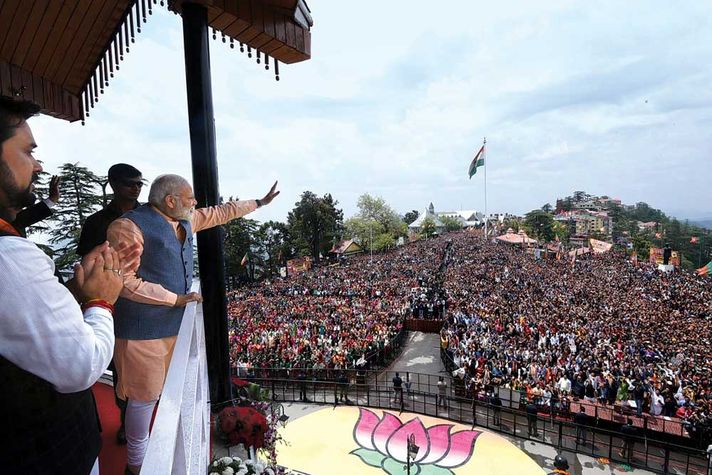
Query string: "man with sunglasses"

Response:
xmin=77 ymin=163 xmax=144 ymax=257
xmin=77 ymin=163 xmax=144 ymax=445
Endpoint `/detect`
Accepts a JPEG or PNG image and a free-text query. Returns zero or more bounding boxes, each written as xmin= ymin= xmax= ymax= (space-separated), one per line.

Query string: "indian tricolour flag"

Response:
xmin=697 ymin=261 xmax=712 ymax=276
xmin=468 ymin=144 xmax=485 ymax=179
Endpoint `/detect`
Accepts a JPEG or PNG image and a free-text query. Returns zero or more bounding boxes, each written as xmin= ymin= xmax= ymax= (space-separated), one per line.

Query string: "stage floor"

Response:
xmin=276 ymin=406 xmax=546 ymax=474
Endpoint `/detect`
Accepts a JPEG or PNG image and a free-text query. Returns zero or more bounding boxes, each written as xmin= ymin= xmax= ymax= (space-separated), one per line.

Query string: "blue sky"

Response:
xmin=32 ymin=1 xmax=712 ymax=221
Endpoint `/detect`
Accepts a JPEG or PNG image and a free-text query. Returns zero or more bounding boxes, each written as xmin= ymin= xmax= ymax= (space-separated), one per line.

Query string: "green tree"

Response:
xmin=403 ymin=210 xmax=419 ymax=225
xmin=556 ymin=198 xmax=574 ymax=212
xmin=344 ymin=216 xmax=382 ymax=250
xmin=356 ymin=194 xmax=407 ymax=237
xmin=255 ymin=220 xmax=291 ymax=277
xmin=48 ymin=163 xmax=103 ymax=270
xmin=344 ymin=193 xmax=407 ymax=251
xmin=420 ymin=217 xmax=437 ymax=239
xmin=372 ymin=232 xmax=396 ymax=251
xmin=502 ymin=217 xmax=521 ymax=233
xmin=439 ymin=215 xmax=463 ymax=233
xmin=524 ymin=209 xmax=555 ymax=243
xmin=287 ymin=191 xmax=343 ymax=263
xmin=553 ymin=220 xmax=570 ymax=243
xmin=572 ymin=191 xmax=590 ymax=203
xmin=632 ymin=234 xmax=652 ymax=261
xmin=222 ymin=215 xmax=260 ymax=281
xmin=541 ymin=203 xmax=554 ymax=214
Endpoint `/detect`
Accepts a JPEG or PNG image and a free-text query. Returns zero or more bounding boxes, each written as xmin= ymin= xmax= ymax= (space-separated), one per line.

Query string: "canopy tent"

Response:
xmin=590 ymin=238 xmax=613 ymax=253
xmin=568 ymin=247 xmax=591 ymax=257
xmin=0 ymin=0 xmax=313 ymax=403
xmin=496 ymin=229 xmax=537 ymax=245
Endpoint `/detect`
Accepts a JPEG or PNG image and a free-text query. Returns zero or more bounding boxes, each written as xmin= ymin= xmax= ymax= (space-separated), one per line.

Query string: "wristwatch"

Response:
xmin=256 ymin=199 xmax=263 ymax=208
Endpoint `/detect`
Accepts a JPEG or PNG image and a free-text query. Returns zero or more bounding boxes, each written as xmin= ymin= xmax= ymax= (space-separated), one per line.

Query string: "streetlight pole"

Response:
xmin=405 ymin=433 xmax=419 ymax=475
xmin=370 ymin=222 xmax=373 ymax=264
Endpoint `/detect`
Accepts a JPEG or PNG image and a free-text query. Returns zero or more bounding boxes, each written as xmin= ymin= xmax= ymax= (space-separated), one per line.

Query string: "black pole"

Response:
xmin=181 ymin=3 xmax=231 ymax=404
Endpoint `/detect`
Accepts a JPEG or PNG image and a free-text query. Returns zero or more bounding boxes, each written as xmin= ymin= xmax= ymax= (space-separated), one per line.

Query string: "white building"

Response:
xmin=408 ymin=203 xmax=484 ymax=233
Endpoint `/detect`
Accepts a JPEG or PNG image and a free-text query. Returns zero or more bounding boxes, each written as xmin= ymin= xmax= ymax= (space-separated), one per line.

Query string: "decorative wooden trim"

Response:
xmin=0 ymin=60 xmax=81 ymax=121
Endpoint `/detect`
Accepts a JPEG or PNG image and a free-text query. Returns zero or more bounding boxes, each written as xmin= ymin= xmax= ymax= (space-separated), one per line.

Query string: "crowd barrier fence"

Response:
xmin=237 ymin=366 xmax=710 ymax=475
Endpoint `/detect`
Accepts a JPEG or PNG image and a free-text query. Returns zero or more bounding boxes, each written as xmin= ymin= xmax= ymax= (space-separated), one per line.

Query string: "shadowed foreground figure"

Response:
xmin=0 ymin=96 xmax=139 ymax=474
xmin=79 ymin=162 xmax=145 ymax=446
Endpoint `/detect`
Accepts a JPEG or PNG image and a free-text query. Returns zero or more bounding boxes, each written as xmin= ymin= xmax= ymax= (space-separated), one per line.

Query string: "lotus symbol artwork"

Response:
xmin=350 ymin=408 xmax=481 ymax=474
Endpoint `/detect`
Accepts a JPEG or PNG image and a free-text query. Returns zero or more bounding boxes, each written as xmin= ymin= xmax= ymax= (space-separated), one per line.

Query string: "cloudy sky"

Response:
xmin=31 ymin=0 xmax=712 ymax=222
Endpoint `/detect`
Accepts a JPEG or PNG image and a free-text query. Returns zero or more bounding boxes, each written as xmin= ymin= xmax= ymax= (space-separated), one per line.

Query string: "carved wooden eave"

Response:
xmin=0 ymin=0 xmax=312 ymax=123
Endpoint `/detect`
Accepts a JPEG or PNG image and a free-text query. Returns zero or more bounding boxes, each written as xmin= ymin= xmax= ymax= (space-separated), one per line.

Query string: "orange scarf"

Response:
xmin=0 ymin=218 xmax=20 ymax=237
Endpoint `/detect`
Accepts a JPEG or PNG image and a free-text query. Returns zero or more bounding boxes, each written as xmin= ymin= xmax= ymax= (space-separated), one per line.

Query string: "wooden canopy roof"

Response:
xmin=0 ymin=0 xmax=312 ymax=123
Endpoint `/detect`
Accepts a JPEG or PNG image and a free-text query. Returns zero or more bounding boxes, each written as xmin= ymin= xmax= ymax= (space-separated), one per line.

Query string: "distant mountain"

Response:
xmin=690 ymin=218 xmax=712 ymax=230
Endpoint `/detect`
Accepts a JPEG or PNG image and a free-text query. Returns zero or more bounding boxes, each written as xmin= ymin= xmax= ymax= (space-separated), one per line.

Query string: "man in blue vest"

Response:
xmin=108 ymin=174 xmax=279 ymax=474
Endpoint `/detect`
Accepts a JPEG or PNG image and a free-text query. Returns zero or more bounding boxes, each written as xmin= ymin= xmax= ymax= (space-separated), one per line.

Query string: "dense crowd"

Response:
xmin=227 ymin=239 xmax=447 ymax=369
xmin=227 ymin=229 xmax=711 ymax=444
xmin=441 ymin=232 xmax=711 ymax=445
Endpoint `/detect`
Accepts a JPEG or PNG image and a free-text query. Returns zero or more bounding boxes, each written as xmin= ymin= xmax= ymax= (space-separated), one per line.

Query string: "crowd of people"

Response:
xmin=440 ymin=232 xmax=711 ymax=446
xmin=227 ymin=239 xmax=448 ymax=370
xmin=227 ymin=228 xmax=711 ymax=445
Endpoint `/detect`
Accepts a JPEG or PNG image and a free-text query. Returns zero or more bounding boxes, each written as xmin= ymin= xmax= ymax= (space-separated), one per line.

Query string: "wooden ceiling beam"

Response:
xmin=0 ymin=60 xmax=80 ymax=121
xmin=172 ymin=0 xmax=310 ymax=64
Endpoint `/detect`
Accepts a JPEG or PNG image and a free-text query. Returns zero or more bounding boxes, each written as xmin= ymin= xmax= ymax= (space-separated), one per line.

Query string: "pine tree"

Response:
xmin=287 ymin=191 xmax=343 ymax=263
xmin=48 ymin=163 xmax=103 ymax=271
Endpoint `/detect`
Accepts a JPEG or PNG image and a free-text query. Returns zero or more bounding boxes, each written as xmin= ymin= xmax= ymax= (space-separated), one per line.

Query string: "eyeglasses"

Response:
xmin=120 ymin=180 xmax=144 ymax=189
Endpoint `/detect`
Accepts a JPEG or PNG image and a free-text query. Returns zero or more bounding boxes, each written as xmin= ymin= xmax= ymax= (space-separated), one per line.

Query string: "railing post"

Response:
xmin=608 ymin=433 xmax=613 ymax=461
xmin=472 ymin=397 xmax=477 ymax=427
xmin=557 ymin=421 xmax=563 ymax=449
xmin=663 ymin=447 xmax=670 ymax=474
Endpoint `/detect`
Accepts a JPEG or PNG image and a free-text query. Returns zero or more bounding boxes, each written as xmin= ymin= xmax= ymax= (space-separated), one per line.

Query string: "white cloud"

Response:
xmin=29 ymin=0 xmax=712 ymax=222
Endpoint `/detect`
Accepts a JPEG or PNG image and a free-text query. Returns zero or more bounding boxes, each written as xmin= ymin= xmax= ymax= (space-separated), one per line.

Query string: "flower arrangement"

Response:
xmin=214 ymin=379 xmax=289 ymax=467
xmin=216 ymin=406 xmax=269 ymax=448
xmin=208 ymin=456 xmax=275 ymax=475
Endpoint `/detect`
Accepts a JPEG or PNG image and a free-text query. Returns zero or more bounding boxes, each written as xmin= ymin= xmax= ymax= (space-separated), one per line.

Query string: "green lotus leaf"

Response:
xmin=381 ymin=456 xmax=420 ymax=475
xmin=419 ymin=464 xmax=455 ymax=475
xmin=350 ymin=448 xmax=387 ymax=468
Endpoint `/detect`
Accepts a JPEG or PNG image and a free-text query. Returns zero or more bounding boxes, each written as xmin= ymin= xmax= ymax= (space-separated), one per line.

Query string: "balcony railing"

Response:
xmin=142 ymin=282 xmax=210 ymax=475
xmin=242 ymin=367 xmax=710 ymax=475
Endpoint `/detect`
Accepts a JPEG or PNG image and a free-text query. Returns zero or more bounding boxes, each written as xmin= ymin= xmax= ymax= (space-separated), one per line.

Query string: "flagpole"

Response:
xmin=484 ymin=137 xmax=488 ymax=239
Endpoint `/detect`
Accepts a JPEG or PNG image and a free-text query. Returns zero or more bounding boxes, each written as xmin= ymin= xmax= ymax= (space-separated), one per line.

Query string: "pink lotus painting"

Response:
xmin=351 ymin=408 xmax=481 ymax=474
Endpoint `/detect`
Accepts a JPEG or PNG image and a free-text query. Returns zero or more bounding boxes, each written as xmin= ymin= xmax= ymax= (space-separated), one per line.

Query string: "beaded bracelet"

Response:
xmin=82 ymin=299 xmax=115 ymax=314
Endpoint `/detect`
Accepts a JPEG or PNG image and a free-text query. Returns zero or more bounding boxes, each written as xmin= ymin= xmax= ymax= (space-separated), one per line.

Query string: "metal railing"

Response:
xmin=440 ymin=347 xmax=694 ymax=439
xmin=142 ymin=282 xmax=210 ymax=475
xmin=240 ymin=367 xmax=710 ymax=475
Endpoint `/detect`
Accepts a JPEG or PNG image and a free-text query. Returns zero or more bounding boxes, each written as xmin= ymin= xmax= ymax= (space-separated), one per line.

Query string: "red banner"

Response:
xmin=649 ymin=248 xmax=680 ymax=266
xmin=287 ymin=256 xmax=312 ymax=275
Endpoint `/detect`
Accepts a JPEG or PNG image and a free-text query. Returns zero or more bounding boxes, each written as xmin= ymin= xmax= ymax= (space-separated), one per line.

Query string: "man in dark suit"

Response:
xmin=77 ymin=164 xmax=143 ymax=257
xmin=77 ymin=163 xmax=143 ymax=445
xmin=574 ymin=406 xmax=589 ymax=446
xmin=620 ymin=418 xmax=637 ymax=462
xmin=12 ymin=175 xmax=60 ymax=237
xmin=491 ymin=391 xmax=503 ymax=426
xmin=526 ymin=398 xmax=540 ymax=436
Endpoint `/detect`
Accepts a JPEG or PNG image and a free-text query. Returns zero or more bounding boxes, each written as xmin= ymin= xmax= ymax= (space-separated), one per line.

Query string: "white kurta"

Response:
xmin=0 ymin=236 xmax=113 ymax=393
